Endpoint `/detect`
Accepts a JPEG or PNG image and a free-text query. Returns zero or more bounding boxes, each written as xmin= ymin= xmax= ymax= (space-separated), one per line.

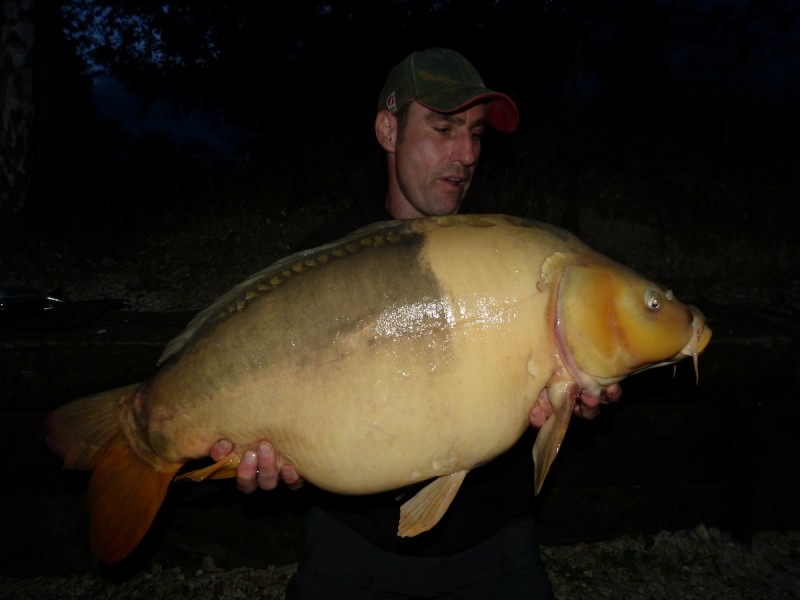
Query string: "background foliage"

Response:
xmin=3 ymin=0 xmax=798 ymax=239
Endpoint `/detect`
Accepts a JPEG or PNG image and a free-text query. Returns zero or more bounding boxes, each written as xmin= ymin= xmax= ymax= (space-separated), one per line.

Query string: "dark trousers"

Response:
xmin=286 ymin=507 xmax=555 ymax=600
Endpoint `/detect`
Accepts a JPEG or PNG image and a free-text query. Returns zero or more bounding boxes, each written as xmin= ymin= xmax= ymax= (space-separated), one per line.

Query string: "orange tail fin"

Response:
xmin=45 ymin=384 xmax=181 ymax=564
xmin=88 ymin=432 xmax=178 ymax=563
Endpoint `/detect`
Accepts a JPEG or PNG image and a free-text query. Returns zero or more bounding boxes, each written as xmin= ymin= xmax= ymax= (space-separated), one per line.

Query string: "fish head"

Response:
xmin=554 ymin=259 xmax=712 ymax=390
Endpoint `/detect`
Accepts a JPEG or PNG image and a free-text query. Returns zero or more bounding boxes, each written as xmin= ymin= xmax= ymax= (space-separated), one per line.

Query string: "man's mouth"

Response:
xmin=439 ymin=175 xmax=468 ymax=187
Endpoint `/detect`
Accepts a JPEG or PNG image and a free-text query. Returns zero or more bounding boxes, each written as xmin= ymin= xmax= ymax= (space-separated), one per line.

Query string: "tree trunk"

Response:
xmin=0 ymin=0 xmax=36 ymax=218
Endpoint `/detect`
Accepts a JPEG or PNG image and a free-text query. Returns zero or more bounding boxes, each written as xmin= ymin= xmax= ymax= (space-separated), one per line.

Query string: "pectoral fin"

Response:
xmin=398 ymin=470 xmax=468 ymax=537
xmin=175 ymin=453 xmax=241 ymax=482
xmin=532 ymin=388 xmax=575 ymax=495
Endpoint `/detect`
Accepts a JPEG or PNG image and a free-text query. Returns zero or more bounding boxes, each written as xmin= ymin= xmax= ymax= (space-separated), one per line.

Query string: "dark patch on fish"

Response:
xmin=159 ymin=221 xmax=439 ymax=368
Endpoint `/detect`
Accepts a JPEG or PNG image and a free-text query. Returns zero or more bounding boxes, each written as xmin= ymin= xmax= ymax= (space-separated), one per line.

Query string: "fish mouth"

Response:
xmin=677 ymin=305 xmax=712 ymax=383
xmin=623 ymin=304 xmax=713 ymax=383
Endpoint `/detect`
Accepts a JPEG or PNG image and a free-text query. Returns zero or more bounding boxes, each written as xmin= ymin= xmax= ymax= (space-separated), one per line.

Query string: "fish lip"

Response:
xmin=678 ymin=305 xmax=712 ymax=383
xmin=683 ymin=305 xmax=711 ymax=352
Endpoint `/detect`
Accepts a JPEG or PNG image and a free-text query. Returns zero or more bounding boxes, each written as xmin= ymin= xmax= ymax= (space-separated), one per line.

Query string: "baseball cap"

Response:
xmin=377 ymin=47 xmax=519 ymax=133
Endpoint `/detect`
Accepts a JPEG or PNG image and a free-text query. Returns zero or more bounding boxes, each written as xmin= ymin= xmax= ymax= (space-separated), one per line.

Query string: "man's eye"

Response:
xmin=434 ymin=127 xmax=450 ymax=134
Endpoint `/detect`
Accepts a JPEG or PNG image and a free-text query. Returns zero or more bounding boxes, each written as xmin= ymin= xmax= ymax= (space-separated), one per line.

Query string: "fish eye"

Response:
xmin=644 ymin=289 xmax=663 ymax=311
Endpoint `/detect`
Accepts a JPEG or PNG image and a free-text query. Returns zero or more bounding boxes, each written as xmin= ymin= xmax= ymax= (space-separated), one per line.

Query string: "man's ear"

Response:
xmin=375 ymin=110 xmax=397 ymax=152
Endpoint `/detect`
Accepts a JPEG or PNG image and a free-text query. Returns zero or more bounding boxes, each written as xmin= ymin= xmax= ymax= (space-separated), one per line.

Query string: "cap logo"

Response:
xmin=386 ymin=92 xmax=397 ymax=112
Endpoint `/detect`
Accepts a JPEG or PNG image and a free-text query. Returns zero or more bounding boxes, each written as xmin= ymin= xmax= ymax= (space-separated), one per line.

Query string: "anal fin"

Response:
xmin=398 ymin=470 xmax=468 ymax=537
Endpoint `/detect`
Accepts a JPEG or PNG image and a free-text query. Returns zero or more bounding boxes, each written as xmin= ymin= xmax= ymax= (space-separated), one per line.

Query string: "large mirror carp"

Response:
xmin=46 ymin=214 xmax=711 ymax=564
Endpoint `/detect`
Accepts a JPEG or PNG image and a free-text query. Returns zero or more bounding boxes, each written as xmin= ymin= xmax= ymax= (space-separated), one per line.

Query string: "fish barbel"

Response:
xmin=45 ymin=214 xmax=711 ymax=564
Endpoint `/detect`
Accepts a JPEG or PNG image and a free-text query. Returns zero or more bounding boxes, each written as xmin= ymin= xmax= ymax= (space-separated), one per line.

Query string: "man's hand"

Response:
xmin=209 ymin=439 xmax=303 ymax=494
xmin=528 ymin=384 xmax=622 ymax=428
xmin=573 ymin=383 xmax=622 ymax=420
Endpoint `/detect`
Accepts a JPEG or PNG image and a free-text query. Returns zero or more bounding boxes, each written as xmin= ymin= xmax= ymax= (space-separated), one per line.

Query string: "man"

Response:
xmin=211 ymin=47 xmax=620 ymax=598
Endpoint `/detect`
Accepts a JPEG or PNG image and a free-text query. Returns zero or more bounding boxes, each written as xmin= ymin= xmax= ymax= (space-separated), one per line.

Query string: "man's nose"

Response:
xmin=451 ymin=132 xmax=478 ymax=166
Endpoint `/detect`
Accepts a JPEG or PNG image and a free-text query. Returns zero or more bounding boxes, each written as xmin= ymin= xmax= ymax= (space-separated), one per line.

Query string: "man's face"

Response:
xmin=392 ymin=101 xmax=487 ymax=217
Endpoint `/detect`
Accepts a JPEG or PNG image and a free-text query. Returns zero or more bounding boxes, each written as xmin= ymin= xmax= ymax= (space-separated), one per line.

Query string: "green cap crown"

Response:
xmin=378 ymin=47 xmax=519 ymax=133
